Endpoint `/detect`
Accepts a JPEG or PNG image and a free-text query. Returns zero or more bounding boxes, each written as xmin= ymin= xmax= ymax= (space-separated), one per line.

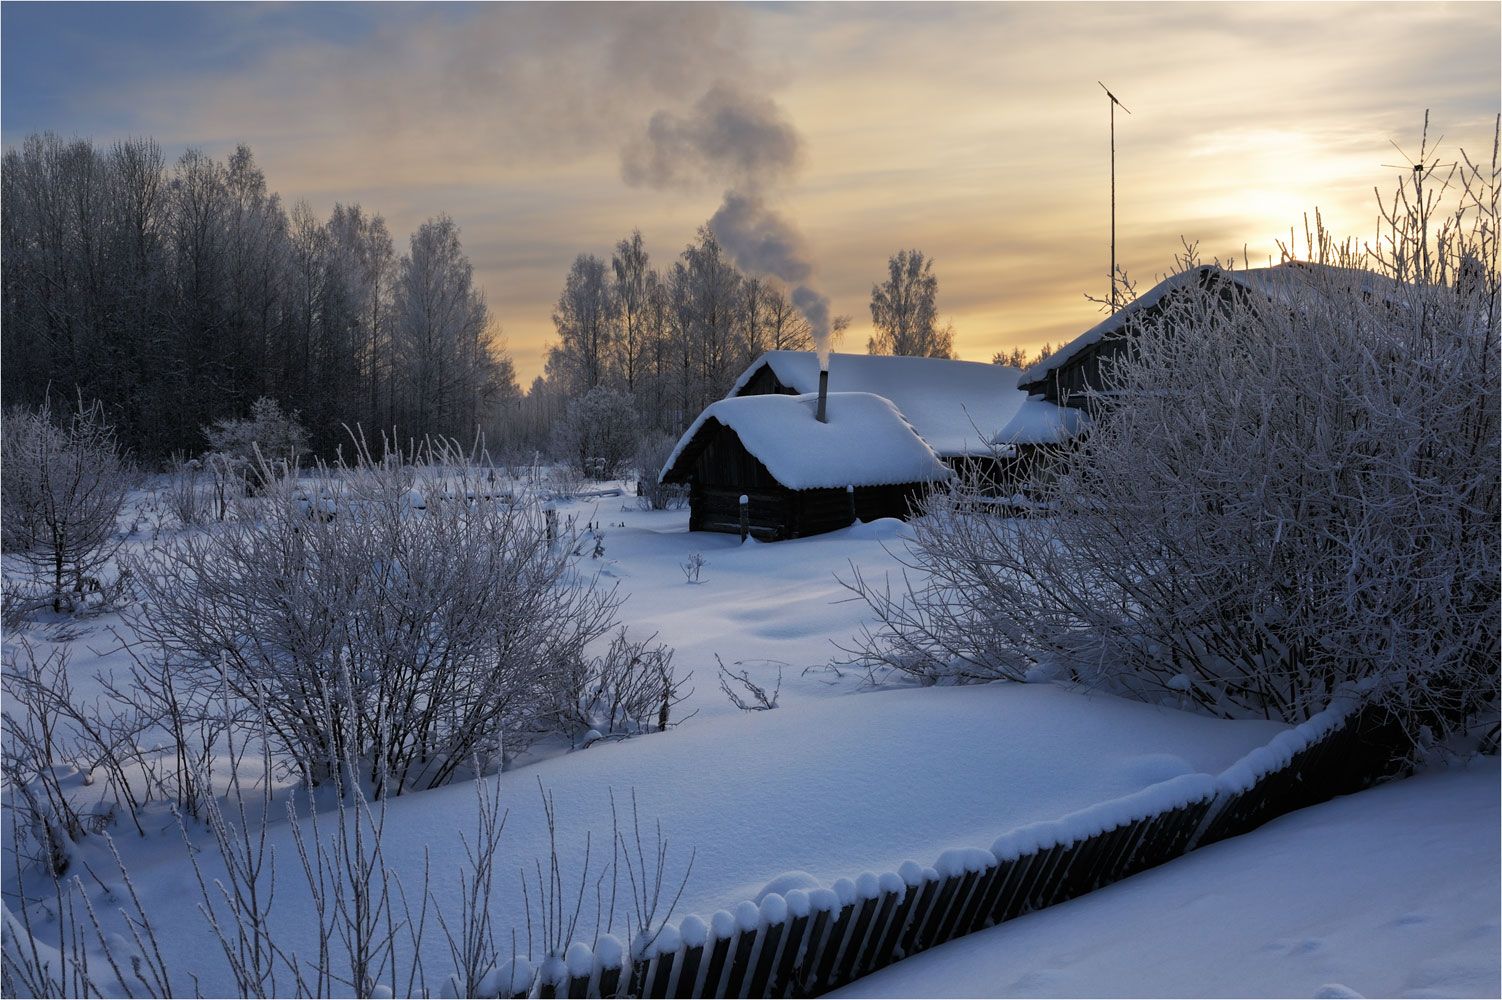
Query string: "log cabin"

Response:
xmin=658 ymin=387 xmax=953 ymax=540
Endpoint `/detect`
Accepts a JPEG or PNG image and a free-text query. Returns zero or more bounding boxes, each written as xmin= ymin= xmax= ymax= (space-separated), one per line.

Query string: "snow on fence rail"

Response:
xmin=486 ymin=700 xmax=1404 ymax=999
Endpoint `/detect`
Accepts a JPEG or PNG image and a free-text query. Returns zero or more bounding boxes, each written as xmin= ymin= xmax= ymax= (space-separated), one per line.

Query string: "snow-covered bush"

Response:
xmin=0 ymin=399 xmax=132 ymax=612
xmin=635 ymin=433 xmax=689 ymax=511
xmin=547 ymin=628 xmax=688 ymax=744
xmin=127 ymin=440 xmax=627 ymax=792
xmin=552 ymin=387 xmax=641 ymax=479
xmin=160 ymin=455 xmax=211 ymax=527
xmin=201 ymin=396 xmax=309 ymax=492
xmin=850 ymin=126 xmax=1500 ymax=750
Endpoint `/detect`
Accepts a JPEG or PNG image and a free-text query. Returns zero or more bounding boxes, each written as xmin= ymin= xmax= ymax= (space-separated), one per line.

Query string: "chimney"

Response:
xmin=816 ymin=368 xmax=829 ymax=423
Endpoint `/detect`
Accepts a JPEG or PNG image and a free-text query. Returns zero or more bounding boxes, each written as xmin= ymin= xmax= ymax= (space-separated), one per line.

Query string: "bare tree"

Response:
xmin=868 ymin=249 xmax=954 ymax=358
xmin=549 ymin=254 xmax=618 ymax=397
xmin=611 ymin=231 xmax=651 ymax=395
xmin=1 ymin=399 xmax=133 ymax=612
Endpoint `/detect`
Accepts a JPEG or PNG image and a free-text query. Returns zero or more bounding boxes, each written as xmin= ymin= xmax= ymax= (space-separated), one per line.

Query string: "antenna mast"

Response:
xmin=1099 ymin=82 xmax=1131 ymax=313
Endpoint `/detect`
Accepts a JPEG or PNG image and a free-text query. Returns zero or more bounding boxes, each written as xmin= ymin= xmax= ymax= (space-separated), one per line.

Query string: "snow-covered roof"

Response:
xmin=730 ymin=351 xmax=1028 ymax=458
xmin=661 ymin=391 xmax=953 ymax=490
xmin=1018 ymin=268 xmax=1210 ymax=386
xmin=1020 ymin=261 xmax=1404 ymax=386
xmin=990 ymin=396 xmax=1092 ymax=447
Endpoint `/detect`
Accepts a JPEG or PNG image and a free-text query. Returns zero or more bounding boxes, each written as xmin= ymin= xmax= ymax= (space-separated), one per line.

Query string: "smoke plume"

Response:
xmin=622 ymin=82 xmax=833 ymax=363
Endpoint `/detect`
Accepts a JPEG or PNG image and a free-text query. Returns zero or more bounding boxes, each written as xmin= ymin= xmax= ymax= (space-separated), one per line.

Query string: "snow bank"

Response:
xmin=661 ymin=391 xmax=952 ymax=490
xmin=734 ymin=900 xmax=761 ymax=932
xmin=564 ymin=941 xmax=595 ymax=977
xmin=594 ymin=934 xmax=625 ymax=969
xmin=758 ymin=892 xmax=789 ymax=926
xmin=935 ymin=847 xmax=997 ymax=878
xmin=493 ymin=958 xmax=533 ymax=996
xmin=785 ymin=890 xmax=813 ymax=920
xmin=710 ymin=909 xmax=737 ymax=941
xmin=729 ymin=351 xmax=1029 ymax=459
xmin=756 ymin=871 xmax=821 ymax=901
xmin=678 ymin=916 xmax=708 ymax=950
xmin=834 ymin=766 xmax=1500 ymax=1000
xmin=650 ymin=924 xmax=680 ymax=958
xmin=991 ymin=772 xmax=1216 ymax=860
xmin=990 ymin=395 xmax=1091 ymax=447
xmin=1216 ymin=691 xmax=1360 ymax=795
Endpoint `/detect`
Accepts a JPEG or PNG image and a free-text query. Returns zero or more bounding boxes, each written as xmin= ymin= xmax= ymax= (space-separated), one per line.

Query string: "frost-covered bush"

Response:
xmin=1 ymin=399 xmax=132 ymax=612
xmin=552 ymin=387 xmax=641 ymax=479
xmin=127 ymin=440 xmax=626 ymax=792
xmin=202 ymin=396 xmax=309 ymax=492
xmin=635 ymin=433 xmax=689 ymax=510
xmin=850 ymin=126 xmax=1500 ymax=751
xmin=546 ymin=628 xmax=688 ymax=744
xmin=160 ymin=455 xmax=211 ymax=527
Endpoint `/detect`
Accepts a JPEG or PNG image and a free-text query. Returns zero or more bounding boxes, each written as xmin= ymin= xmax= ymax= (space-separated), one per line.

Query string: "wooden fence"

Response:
xmin=496 ymin=698 xmax=1404 ymax=1000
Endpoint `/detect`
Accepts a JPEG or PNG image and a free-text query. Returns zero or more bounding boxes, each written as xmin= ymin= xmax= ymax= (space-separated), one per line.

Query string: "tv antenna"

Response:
xmin=1099 ymin=81 xmax=1131 ymax=313
xmin=1379 ymin=110 xmax=1455 ymax=280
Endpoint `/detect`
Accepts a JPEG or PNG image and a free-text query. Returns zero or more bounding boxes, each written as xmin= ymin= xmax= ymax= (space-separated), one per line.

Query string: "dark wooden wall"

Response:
xmin=1022 ymin=269 xmax=1259 ymax=407
xmin=734 ymin=364 xmax=800 ymax=398
xmin=675 ymin=420 xmax=932 ymax=540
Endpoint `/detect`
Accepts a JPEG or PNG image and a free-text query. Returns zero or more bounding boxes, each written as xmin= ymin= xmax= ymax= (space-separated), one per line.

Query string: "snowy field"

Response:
xmin=833 ymin=764 xmax=1500 ymax=1000
xmin=4 ymin=477 xmax=1497 ymax=997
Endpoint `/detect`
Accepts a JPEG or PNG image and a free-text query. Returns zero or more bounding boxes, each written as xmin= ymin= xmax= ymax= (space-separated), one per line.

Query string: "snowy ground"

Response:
xmin=833 ymin=763 xmax=1500 ymax=1000
xmin=4 ymin=476 xmax=1497 ymax=997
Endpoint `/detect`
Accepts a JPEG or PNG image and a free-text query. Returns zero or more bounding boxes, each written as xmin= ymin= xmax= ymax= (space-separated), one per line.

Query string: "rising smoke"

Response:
xmin=622 ymin=82 xmax=834 ymax=363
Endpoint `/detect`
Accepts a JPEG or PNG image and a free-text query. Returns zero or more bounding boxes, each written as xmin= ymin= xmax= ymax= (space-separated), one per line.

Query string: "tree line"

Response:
xmin=2 ymin=133 xmax=517 ymax=461
xmin=515 ymin=236 xmax=966 ymax=453
xmin=4 ymin=130 xmax=974 ymax=466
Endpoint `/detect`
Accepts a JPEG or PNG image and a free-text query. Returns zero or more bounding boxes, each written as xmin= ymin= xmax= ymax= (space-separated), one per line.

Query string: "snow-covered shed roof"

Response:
xmin=660 ymin=391 xmax=953 ymax=490
xmin=990 ymin=396 xmax=1092 ymax=448
xmin=1020 ymin=261 xmax=1403 ymax=386
xmin=730 ymin=351 xmax=1028 ymax=459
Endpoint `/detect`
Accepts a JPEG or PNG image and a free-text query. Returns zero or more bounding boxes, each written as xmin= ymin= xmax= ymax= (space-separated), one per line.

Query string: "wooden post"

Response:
xmin=846 ymin=484 xmax=856 ymax=526
xmin=650 ymin=950 xmax=677 ymax=998
xmin=810 ymin=900 xmax=856 ymax=993
xmin=739 ymin=494 xmax=749 ymax=543
xmin=772 ymin=910 xmax=811 ymax=998
xmin=852 ymin=885 xmax=905 ymax=979
xmin=723 ymin=924 xmax=759 ymax=998
xmin=597 ymin=962 xmax=624 ymax=1000
xmin=831 ymin=892 xmax=882 ymax=988
xmin=896 ymin=875 xmax=940 ymax=958
xmin=795 ymin=907 xmax=833 ymax=995
xmin=699 ymin=926 xmax=734 ymax=999
xmin=911 ymin=873 xmax=963 ymax=952
xmin=670 ymin=940 xmax=703 ymax=999
xmin=746 ymin=917 xmax=787 ymax=998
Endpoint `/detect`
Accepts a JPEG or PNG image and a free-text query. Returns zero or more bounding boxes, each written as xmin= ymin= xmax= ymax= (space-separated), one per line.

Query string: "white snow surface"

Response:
xmin=661 ymin=391 xmax=952 ymax=489
xmin=92 ymin=683 xmax=1282 ymax=995
xmin=990 ymin=394 xmax=1092 ymax=447
xmin=835 ymin=763 xmax=1500 ymax=999
xmin=729 ymin=351 xmax=1029 ymax=458
xmin=11 ymin=477 xmax=1469 ymax=1000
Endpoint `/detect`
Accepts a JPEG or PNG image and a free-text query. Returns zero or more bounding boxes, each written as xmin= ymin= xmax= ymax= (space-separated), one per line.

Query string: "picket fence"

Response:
xmin=492 ymin=697 xmax=1404 ymax=1000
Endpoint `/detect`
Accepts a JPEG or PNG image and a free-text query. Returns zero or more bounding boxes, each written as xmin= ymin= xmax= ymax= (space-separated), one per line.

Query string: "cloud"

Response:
xmin=2 ymin=1 xmax=1497 ymax=376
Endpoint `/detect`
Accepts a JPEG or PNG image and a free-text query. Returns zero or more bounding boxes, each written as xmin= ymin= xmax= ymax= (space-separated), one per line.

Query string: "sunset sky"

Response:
xmin=5 ymin=1 xmax=1498 ymax=381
